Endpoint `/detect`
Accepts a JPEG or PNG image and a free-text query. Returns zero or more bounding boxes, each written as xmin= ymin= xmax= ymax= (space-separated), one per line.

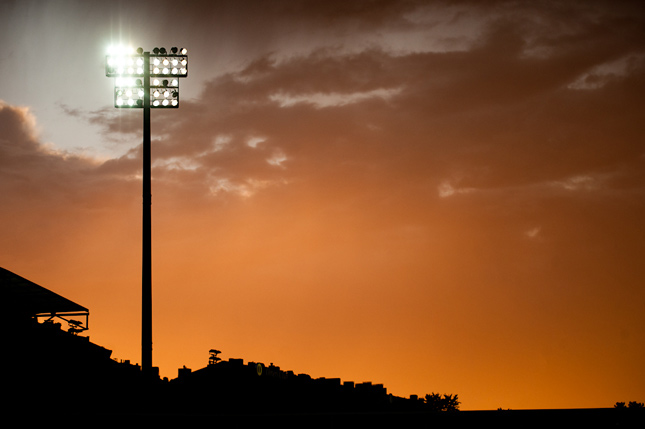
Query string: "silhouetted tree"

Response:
xmin=424 ymin=393 xmax=460 ymax=411
xmin=209 ymin=349 xmax=222 ymax=365
xmin=615 ymin=401 xmax=644 ymax=409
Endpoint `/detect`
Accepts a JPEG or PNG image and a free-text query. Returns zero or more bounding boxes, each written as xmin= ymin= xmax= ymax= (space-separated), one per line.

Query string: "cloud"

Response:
xmin=266 ymin=149 xmax=288 ymax=167
xmin=90 ymin=4 xmax=645 ymax=211
xmin=247 ymin=136 xmax=266 ymax=148
xmin=551 ymin=175 xmax=598 ymax=192
xmin=269 ymin=87 xmax=402 ymax=108
xmin=0 ymin=101 xmax=96 ymax=194
xmin=0 ymin=101 xmax=144 ymax=275
xmin=568 ymin=54 xmax=645 ymax=90
xmin=0 ymin=100 xmax=146 ymax=206
xmin=525 ymin=226 xmax=541 ymax=239
xmin=438 ymin=180 xmax=475 ymax=198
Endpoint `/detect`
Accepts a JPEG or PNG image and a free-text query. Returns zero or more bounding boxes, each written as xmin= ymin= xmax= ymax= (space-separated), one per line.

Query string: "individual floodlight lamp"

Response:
xmin=105 ymin=46 xmax=189 ymax=377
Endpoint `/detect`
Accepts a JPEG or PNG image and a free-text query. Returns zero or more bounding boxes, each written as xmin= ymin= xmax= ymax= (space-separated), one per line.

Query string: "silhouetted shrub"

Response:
xmin=614 ymin=401 xmax=644 ymax=409
xmin=424 ymin=393 xmax=460 ymax=411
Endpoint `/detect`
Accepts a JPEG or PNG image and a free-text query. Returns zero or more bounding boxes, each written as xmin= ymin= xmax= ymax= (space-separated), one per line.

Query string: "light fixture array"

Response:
xmin=106 ymin=46 xmax=188 ymax=108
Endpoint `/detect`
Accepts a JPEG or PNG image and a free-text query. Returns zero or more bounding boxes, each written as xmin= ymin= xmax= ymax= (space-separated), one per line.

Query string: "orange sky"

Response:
xmin=1 ymin=0 xmax=645 ymax=410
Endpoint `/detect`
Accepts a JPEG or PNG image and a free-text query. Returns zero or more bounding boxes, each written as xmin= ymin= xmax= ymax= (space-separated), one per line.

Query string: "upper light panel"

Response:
xmin=106 ymin=46 xmax=188 ymax=78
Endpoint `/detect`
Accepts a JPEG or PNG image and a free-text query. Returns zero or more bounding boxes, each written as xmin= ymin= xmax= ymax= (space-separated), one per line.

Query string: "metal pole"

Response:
xmin=142 ymin=51 xmax=153 ymax=375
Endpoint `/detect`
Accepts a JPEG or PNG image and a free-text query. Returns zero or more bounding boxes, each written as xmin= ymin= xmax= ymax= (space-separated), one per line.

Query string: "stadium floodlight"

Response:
xmin=107 ymin=45 xmax=188 ymax=108
xmin=105 ymin=46 xmax=188 ymax=377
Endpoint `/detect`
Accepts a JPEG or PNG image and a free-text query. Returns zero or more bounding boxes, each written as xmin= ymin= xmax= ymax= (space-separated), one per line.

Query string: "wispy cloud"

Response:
xmin=269 ymin=87 xmax=402 ymax=108
xmin=438 ymin=180 xmax=475 ymax=198
xmin=551 ymin=175 xmax=598 ymax=191
xmin=567 ymin=54 xmax=645 ymax=90
xmin=525 ymin=226 xmax=541 ymax=239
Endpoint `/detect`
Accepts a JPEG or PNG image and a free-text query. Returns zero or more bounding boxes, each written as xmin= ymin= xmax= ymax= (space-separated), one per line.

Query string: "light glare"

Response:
xmin=108 ymin=45 xmax=135 ymax=56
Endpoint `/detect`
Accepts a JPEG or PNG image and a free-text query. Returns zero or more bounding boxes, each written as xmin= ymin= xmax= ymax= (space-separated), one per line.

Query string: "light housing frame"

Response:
xmin=114 ymin=78 xmax=180 ymax=108
xmin=106 ymin=47 xmax=187 ymax=108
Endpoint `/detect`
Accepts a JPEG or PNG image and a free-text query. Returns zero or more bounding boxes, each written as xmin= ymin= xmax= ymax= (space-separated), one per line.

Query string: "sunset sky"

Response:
xmin=2 ymin=0 xmax=644 ymax=410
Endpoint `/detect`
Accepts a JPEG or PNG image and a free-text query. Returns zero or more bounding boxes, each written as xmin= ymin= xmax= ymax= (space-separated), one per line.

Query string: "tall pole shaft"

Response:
xmin=142 ymin=51 xmax=153 ymax=375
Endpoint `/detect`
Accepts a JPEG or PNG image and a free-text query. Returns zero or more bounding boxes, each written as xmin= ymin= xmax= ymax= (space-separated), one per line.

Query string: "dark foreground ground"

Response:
xmin=14 ymin=408 xmax=644 ymax=428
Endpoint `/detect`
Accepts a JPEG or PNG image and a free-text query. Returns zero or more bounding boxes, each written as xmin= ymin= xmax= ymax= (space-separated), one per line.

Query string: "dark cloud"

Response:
xmin=0 ymin=101 xmax=139 ymax=217
xmin=0 ymin=101 xmax=138 ymax=281
xmin=1 ymin=102 xmax=86 ymax=195
xmin=94 ymin=3 xmax=645 ymax=207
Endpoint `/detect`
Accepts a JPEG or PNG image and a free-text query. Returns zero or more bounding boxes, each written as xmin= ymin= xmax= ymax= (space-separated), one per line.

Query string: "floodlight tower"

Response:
xmin=106 ymin=46 xmax=188 ymax=376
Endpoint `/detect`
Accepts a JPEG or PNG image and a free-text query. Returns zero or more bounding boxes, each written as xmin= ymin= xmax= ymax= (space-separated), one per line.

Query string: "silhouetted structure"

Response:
xmin=106 ymin=46 xmax=189 ymax=375
xmin=170 ymin=358 xmax=397 ymax=415
xmin=3 ymin=266 xmax=644 ymax=426
xmin=2 ymin=267 xmax=156 ymax=414
xmin=2 ymin=267 xmax=89 ymax=333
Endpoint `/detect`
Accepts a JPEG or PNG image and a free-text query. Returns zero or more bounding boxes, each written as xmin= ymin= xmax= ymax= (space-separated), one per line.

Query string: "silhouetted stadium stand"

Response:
xmin=2 ymin=266 xmax=642 ymax=426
